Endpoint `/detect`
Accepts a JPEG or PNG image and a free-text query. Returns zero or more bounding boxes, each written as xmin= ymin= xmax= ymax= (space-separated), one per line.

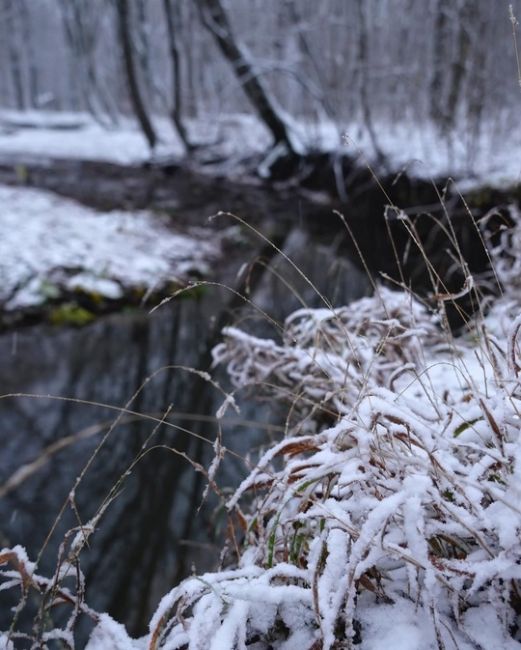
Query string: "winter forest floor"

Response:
xmin=0 ymin=109 xmax=520 ymax=188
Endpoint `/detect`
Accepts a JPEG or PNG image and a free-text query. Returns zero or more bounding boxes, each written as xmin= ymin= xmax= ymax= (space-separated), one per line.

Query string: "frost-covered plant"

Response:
xmin=147 ymin=287 xmax=521 ymax=649
xmin=146 ymin=280 xmax=521 ymax=648
xmin=490 ymin=205 xmax=521 ymax=295
xmin=480 ymin=204 xmax=521 ymax=341
xmin=4 ymin=285 xmax=521 ymax=648
xmin=5 ymin=218 xmax=521 ymax=648
xmin=0 ymin=544 xmax=100 ymax=649
xmin=212 ymin=287 xmax=441 ymax=434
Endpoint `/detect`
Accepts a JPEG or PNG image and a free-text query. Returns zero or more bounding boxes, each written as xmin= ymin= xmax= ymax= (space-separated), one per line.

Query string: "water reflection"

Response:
xmin=0 ymin=227 xmax=369 ymax=636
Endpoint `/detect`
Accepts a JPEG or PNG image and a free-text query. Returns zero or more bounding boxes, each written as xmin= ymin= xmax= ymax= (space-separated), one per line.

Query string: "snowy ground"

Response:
xmin=0 ymin=110 xmax=520 ymax=188
xmin=0 ymin=184 xmax=221 ymax=312
xmin=0 ymin=110 xmax=271 ymax=165
xmin=339 ymin=117 xmax=521 ymax=190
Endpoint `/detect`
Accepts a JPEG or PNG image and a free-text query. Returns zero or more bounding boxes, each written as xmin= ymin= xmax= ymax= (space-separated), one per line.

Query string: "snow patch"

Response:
xmin=0 ymin=110 xmax=520 ymax=187
xmin=0 ymin=185 xmax=220 ymax=311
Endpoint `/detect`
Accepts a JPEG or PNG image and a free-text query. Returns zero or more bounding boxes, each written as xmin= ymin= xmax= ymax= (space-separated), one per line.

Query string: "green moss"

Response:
xmin=467 ymin=187 xmax=493 ymax=209
xmin=15 ymin=163 xmax=29 ymax=184
xmin=48 ymin=302 xmax=96 ymax=327
xmin=466 ymin=182 xmax=521 ymax=209
xmin=131 ymin=285 xmax=148 ymax=300
xmin=79 ymin=289 xmax=104 ymax=305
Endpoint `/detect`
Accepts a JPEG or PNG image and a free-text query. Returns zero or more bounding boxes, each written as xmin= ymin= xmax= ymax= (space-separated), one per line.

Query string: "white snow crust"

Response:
xmin=0 ymin=184 xmax=220 ymax=311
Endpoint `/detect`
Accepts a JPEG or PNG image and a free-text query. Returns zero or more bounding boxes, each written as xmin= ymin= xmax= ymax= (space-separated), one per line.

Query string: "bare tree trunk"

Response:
xmin=465 ymin=3 xmax=487 ymax=165
xmin=4 ymin=0 xmax=25 ymax=110
xmin=430 ymin=0 xmax=450 ymax=132
xmin=115 ymin=0 xmax=157 ymax=150
xmin=19 ymin=0 xmax=38 ymax=108
xmin=356 ymin=0 xmax=385 ymax=164
xmin=196 ymin=0 xmax=294 ymax=152
xmin=59 ymin=1 xmax=91 ymax=114
xmin=286 ymin=1 xmax=337 ymax=122
xmin=446 ymin=0 xmax=471 ymax=125
xmin=135 ymin=0 xmax=152 ymax=99
xmin=163 ymin=0 xmax=194 ymax=152
xmin=58 ymin=0 xmax=119 ymax=124
xmin=430 ymin=0 xmax=473 ymax=155
xmin=184 ymin=3 xmax=199 ymax=116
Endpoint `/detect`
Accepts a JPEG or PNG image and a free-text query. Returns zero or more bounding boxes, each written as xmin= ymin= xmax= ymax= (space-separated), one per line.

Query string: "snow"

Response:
xmin=0 ymin=113 xmax=159 ymax=164
xmin=85 ymin=614 xmax=145 ymax=650
xmin=0 ymin=185 xmax=221 ymax=311
xmin=0 ymin=110 xmax=271 ymax=165
xmin=1 ymin=110 xmax=520 ymax=188
xmin=339 ymin=117 xmax=521 ymax=189
xmin=356 ymin=594 xmax=477 ymax=650
xmin=0 ymin=636 xmax=14 ymax=650
xmin=463 ymin=605 xmax=521 ymax=649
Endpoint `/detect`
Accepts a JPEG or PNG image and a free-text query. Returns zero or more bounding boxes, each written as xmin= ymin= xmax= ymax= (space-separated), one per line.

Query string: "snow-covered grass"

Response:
xmin=0 ymin=185 xmax=221 ymax=313
xmin=0 ymin=109 xmax=520 ymax=188
xmin=204 ymin=289 xmax=521 ymax=649
xmin=2 ymin=196 xmax=521 ymax=648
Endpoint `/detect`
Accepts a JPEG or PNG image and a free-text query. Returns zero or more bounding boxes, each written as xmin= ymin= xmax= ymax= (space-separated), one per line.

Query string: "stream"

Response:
xmin=0 ymin=162 xmax=370 ymax=637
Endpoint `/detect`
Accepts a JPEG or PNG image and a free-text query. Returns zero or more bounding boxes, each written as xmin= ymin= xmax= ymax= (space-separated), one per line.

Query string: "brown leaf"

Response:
xmin=275 ymin=439 xmax=320 ymax=457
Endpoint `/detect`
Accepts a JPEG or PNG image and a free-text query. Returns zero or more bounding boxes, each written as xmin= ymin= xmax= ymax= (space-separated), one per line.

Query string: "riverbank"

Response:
xmin=1 ymin=145 xmax=519 ymax=333
xmin=0 ymin=184 xmax=231 ymax=330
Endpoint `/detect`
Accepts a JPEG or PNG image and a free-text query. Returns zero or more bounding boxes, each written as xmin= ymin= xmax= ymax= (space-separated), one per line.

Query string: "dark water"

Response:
xmin=0 ymin=224 xmax=369 ymax=639
xmin=0 ymin=299 xmax=219 ymax=632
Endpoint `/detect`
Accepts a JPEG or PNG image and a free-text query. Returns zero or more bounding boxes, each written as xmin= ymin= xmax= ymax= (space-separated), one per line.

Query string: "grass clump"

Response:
xmin=145 ymin=283 xmax=521 ymax=649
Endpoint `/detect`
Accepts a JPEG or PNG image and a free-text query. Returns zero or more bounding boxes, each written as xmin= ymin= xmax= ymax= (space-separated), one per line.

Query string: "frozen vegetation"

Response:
xmin=2 ymin=204 xmax=521 ymax=648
